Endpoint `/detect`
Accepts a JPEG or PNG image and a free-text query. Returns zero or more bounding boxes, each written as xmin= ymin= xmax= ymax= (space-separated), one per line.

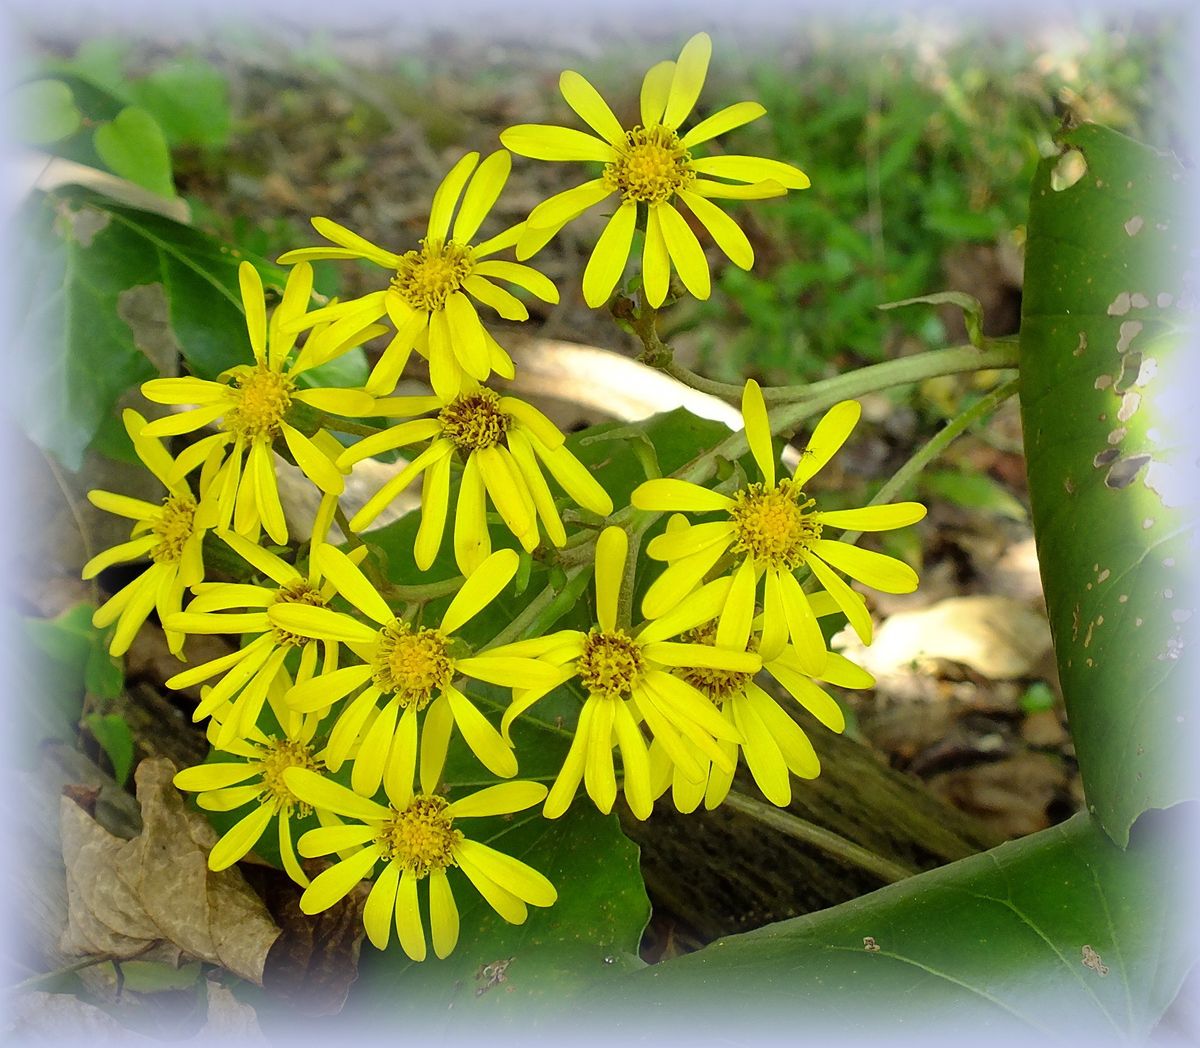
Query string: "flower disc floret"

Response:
xmin=438 ymin=388 xmax=509 ymax=451
xmin=372 ymin=621 xmax=454 ymax=707
xmin=376 ymin=795 xmax=463 ymax=877
xmin=391 ymin=238 xmax=474 ymax=313
xmin=257 ymin=738 xmax=321 ymax=816
xmin=150 ymin=495 xmax=199 ymax=564
xmin=577 ymin=628 xmax=645 ymax=699
xmin=224 ymin=363 xmax=295 ymax=441
xmin=728 ymin=479 xmax=820 ymax=571
xmin=604 ymin=125 xmax=695 ymax=204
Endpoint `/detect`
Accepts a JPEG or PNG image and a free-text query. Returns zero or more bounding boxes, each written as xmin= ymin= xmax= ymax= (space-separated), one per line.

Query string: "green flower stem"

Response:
xmin=486 ymin=563 xmax=591 ymax=649
xmin=313 ymin=414 xmax=386 ymax=437
xmin=840 ymin=375 xmax=1021 ymax=547
xmin=721 ymin=790 xmax=916 ymax=884
xmin=662 ymin=340 xmax=1019 ymax=405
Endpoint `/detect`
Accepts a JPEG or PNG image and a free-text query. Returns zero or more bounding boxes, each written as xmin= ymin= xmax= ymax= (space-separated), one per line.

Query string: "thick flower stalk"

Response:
xmin=173 ymin=694 xmax=329 ymax=886
xmin=632 ymin=380 xmax=926 ymax=673
xmin=641 ymin=575 xmax=875 ymax=810
xmin=286 ymin=769 xmax=555 ymax=960
xmin=278 ymin=150 xmax=558 ymax=399
xmin=500 ymin=526 xmax=758 ymax=820
xmin=162 ymin=504 xmax=367 ymax=747
xmin=83 ymin=409 xmax=214 ymax=657
xmin=268 ymin=546 xmax=560 ymax=797
xmin=501 ymin=32 xmax=809 ymax=307
xmin=338 ymin=381 xmax=613 ymax=574
xmin=139 ymin=262 xmax=378 ymax=546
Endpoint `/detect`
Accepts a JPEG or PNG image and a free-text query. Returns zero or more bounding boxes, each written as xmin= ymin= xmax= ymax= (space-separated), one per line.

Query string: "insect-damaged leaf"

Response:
xmin=1019 ymin=122 xmax=1197 ymax=845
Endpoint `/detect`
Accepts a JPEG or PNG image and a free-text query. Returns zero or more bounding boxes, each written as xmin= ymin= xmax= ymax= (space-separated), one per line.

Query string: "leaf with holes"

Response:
xmin=1020 ymin=122 xmax=1196 ymax=845
xmin=14 ymin=189 xmax=286 ymax=469
xmin=578 ymin=810 xmax=1192 ymax=1041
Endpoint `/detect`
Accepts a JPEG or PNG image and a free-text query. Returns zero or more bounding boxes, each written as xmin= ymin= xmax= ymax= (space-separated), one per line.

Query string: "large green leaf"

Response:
xmin=15 ymin=190 xmax=285 ymax=469
xmin=581 ymin=810 xmax=1191 ymax=1041
xmin=1020 ymin=123 xmax=1196 ymax=845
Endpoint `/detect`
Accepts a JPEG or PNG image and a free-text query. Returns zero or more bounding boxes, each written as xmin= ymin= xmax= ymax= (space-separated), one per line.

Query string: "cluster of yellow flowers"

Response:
xmin=82 ymin=34 xmax=924 ymax=961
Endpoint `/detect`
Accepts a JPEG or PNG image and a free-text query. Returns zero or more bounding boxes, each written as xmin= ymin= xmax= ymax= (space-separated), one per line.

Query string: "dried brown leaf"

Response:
xmin=59 ymin=758 xmax=280 ymax=984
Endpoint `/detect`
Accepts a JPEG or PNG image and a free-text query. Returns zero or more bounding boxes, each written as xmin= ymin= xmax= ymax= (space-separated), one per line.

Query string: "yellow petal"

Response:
xmin=478 ymin=445 xmax=536 ymax=544
xmin=351 ymin=697 xmax=399 ymax=797
xmin=680 ymin=101 xmax=766 ymax=148
xmin=676 ymin=189 xmax=754 ymax=270
xmin=445 ymin=686 xmax=518 ymax=778
xmin=453 ymin=149 xmax=511 ymax=244
xmin=238 ymin=262 xmax=267 ymax=361
xmin=428 ymin=151 xmax=479 ymax=242
xmin=662 ymin=32 xmax=712 ymax=130
xmin=297 ymin=823 xmax=376 ymax=857
xmin=208 ymin=803 xmax=274 ymax=870
xmin=594 ymin=526 xmax=628 ymax=632
xmin=526 ymin=178 xmax=611 ymax=231
xmin=445 ymin=292 xmax=490 ymax=380
xmin=269 ymin=604 xmax=378 ymax=646
xmin=793 ymin=400 xmax=861 ymax=486
xmin=770 ymin=664 xmax=845 ymax=733
xmin=499 ymin=124 xmax=612 ymax=163
xmin=657 ymin=203 xmax=710 ymax=301
xmin=314 ymin=544 xmax=393 ymax=624
xmin=559 ymin=70 xmax=626 ymax=147
xmin=612 ymin=701 xmax=653 ymax=820
xmin=747 ymin=682 xmax=820 ymax=778
xmin=731 ymin=694 xmax=790 ymax=806
xmin=506 ymin=431 xmax=567 ymax=548
xmin=310 ymin=217 xmax=399 ymax=266
xmin=642 ymin=641 xmax=758 ymax=674
xmin=643 ymin=669 xmax=742 ymax=742
xmin=419 ymin=694 xmax=454 ymax=795
xmin=454 ymin=847 xmax=528 ymax=925
xmin=349 ymin=440 xmax=453 ymax=533
xmin=472 ymin=260 xmax=559 ymax=303
xmin=81 ymin=536 xmax=156 ymax=579
xmin=777 ymin=569 xmax=828 ymax=675
xmin=282 ymin=424 xmax=343 ymax=496
xmin=692 ymin=178 xmax=787 ymax=200
xmin=455 ymin=839 xmax=556 ymax=906
xmin=300 ymin=845 xmax=380 ymax=914
xmin=639 ymin=60 xmax=675 ymax=126
xmin=219 ymin=529 xmax=301 ymax=585
xmin=285 ymin=767 xmax=390 ymax=821
xmin=804 ymin=553 xmax=873 ymax=645
xmin=336 ymin=419 xmax=442 ymax=470
xmin=446 ymin=781 xmax=548 ymax=819
xmin=691 ymin=154 xmax=810 ymax=189
xmin=527 ymin=439 xmax=612 ymax=516
xmin=759 ymin=567 xmax=789 ymax=662
xmin=428 ymin=869 xmax=460 ymax=958
xmin=815 ymin=503 xmax=928 ymax=531
xmin=453 ymin=451 xmax=490 ymax=575
xmin=632 ymin=478 xmax=733 ymax=512
xmin=291 ymin=387 xmax=375 ymax=417
xmin=642 ymin=206 xmax=671 ymax=308
xmin=442 ymin=548 xmax=518 ymax=633
xmin=414 ymin=450 xmax=452 ymax=571
xmin=584 ymin=697 xmax=617 ymax=813
xmin=456 ymin=655 xmax=561 ymax=690
xmin=140 ymin=377 xmax=227 ymax=405
xmin=384 ymin=703 xmax=418 ymax=810
xmin=543 ymin=700 xmax=592 ymax=819
xmin=363 ymin=860 xmax=400 ymax=950
xmin=173 ymin=761 xmax=258 ymax=792
xmin=462 ymin=275 xmax=528 ymax=322
xmin=810 ymin=540 xmax=919 ymax=595
xmin=639 ymin=539 xmax=729 ymax=620
xmin=582 ymin=201 xmax=636 ymax=308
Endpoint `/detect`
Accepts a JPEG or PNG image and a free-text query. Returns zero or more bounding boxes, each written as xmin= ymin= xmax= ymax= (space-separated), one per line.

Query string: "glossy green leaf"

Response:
xmin=14 ymin=79 xmax=82 ymax=145
xmin=344 ymin=805 xmax=647 ymax=1024
xmin=584 ymin=811 xmax=1191 ymax=1041
xmin=93 ymin=106 xmax=175 ymax=198
xmin=1020 ymin=123 xmax=1196 ymax=845
xmin=15 ymin=190 xmax=285 ymax=469
xmin=85 ymin=713 xmax=135 ymax=785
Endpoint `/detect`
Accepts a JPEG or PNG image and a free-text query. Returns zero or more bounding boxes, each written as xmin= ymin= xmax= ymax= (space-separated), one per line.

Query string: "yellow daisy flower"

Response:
xmin=500 ymin=32 xmax=809 ymax=308
xmin=499 ymin=527 xmax=756 ymax=821
xmin=640 ymin=576 xmax=875 ymax=811
xmin=162 ymin=507 xmax=368 ymax=747
xmin=631 ymin=381 xmax=926 ymax=673
xmin=138 ymin=261 xmax=379 ymax=546
xmin=173 ymin=693 xmax=328 ymax=887
xmin=267 ymin=546 xmax=561 ymax=798
xmin=339 ymin=381 xmax=613 ymax=575
xmin=285 ymin=768 xmax=555 ymax=959
xmin=83 ymin=408 xmax=214 ymax=657
xmin=277 ymin=150 xmax=559 ymax=399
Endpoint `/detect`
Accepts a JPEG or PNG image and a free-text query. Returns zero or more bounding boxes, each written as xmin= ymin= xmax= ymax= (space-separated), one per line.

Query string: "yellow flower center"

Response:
xmin=391 ymin=238 xmax=474 ymax=313
xmin=438 ymin=388 xmax=509 ymax=452
xmin=577 ymin=628 xmax=644 ymax=699
xmin=604 ymin=125 xmax=695 ymax=205
xmin=376 ymin=794 xmax=462 ymax=877
xmin=270 ymin=580 xmax=327 ymax=648
xmin=676 ymin=622 xmax=753 ymax=704
xmin=728 ymin=479 xmax=821 ymax=571
xmin=151 ymin=495 xmax=198 ymax=564
xmin=372 ymin=621 xmax=453 ymax=708
xmin=224 ymin=363 xmax=294 ymax=442
xmin=257 ymin=738 xmax=321 ymax=816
